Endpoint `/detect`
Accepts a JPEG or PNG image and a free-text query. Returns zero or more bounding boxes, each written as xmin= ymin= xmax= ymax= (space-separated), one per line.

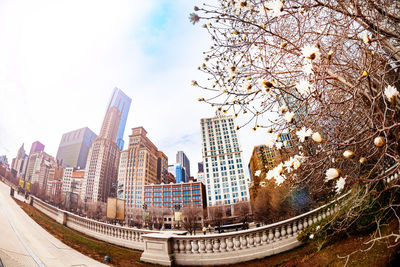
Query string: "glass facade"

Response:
xmin=106 ymin=87 xmax=132 ymax=150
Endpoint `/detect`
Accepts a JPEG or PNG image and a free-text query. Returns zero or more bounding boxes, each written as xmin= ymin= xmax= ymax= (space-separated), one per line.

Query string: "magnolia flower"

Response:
xmin=335 ymin=177 xmax=346 ymax=193
xmin=316 ymin=225 xmax=320 ymax=231
xmin=296 ymin=127 xmax=312 ymax=142
xmin=384 ymin=85 xmax=399 ymax=102
xmin=359 ymin=157 xmax=367 ymax=164
xmin=265 ymin=0 xmax=284 ymax=17
xmin=280 ymin=105 xmax=288 ymax=113
xmin=363 ymin=33 xmax=371 ymax=44
xmin=374 ymin=136 xmax=385 ymax=147
xmin=274 ymin=174 xmax=285 ymax=185
xmin=309 ymin=233 xmax=314 ymax=239
xmin=325 ymin=168 xmax=340 ymax=181
xmin=255 ymin=170 xmax=261 ymax=176
xmin=312 ymin=132 xmax=323 ymax=143
xmin=285 ymin=112 xmax=295 ymax=123
xmin=302 ymin=62 xmax=313 ymax=75
xmin=276 ymin=142 xmax=283 ymax=150
xmin=343 ymin=150 xmax=355 ymax=159
xmin=301 ymin=45 xmax=320 ymax=60
xmin=296 ymin=79 xmax=312 ymax=96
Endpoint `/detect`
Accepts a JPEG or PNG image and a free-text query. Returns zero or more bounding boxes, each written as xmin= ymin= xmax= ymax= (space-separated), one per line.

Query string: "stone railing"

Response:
xmin=31 ymin=196 xmax=158 ymax=250
xmin=140 ymin=191 xmax=351 ymax=266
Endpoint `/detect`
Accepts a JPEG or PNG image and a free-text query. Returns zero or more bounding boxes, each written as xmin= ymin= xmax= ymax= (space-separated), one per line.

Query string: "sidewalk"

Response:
xmin=0 ymin=181 xmax=107 ymax=267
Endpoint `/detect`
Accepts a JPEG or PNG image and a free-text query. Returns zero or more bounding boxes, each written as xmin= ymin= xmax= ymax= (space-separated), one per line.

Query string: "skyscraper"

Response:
xmin=11 ymin=144 xmax=28 ymax=178
xmin=200 ymin=114 xmax=249 ymax=207
xmin=176 ymin=151 xmax=190 ymax=178
xmin=81 ymin=105 xmax=122 ymax=203
xmin=29 ymin=141 xmax=45 ymax=155
xmin=106 ymin=87 xmax=132 ymax=150
xmin=56 ymin=127 xmax=97 ymax=169
xmin=117 ymin=127 xmax=166 ymax=210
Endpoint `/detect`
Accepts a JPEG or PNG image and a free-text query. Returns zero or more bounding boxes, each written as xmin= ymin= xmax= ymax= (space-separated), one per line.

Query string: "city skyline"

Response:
xmin=0 ymin=0 xmax=270 ymax=176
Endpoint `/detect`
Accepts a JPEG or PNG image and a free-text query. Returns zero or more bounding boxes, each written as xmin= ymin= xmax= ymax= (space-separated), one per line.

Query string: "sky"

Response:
xmin=0 ymin=0 xmax=268 ymax=176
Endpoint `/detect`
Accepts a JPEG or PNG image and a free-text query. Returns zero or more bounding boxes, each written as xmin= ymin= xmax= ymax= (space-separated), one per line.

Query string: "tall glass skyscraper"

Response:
xmin=106 ymin=87 xmax=132 ymax=150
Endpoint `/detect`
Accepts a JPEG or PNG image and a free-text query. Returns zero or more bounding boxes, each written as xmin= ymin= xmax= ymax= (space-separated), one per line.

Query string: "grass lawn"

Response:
xmin=14 ymin=196 xmax=400 ymax=267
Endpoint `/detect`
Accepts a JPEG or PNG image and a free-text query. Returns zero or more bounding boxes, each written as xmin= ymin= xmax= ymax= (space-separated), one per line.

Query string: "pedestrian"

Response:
xmin=208 ymin=224 xmax=211 ymax=233
xmin=202 ymin=226 xmax=207 ymax=235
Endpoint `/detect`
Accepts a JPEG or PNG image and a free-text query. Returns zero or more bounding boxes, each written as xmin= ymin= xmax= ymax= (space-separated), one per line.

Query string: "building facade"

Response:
xmin=176 ymin=151 xmax=190 ymax=178
xmin=81 ymin=106 xmax=122 ymax=203
xmin=29 ymin=141 xmax=45 ymax=155
xmin=156 ymin=151 xmax=169 ymax=184
xmin=106 ymin=87 xmax=132 ymax=150
xmin=143 ymin=181 xmax=206 ymax=211
xmin=200 ymin=114 xmax=249 ymax=207
xmin=11 ymin=144 xmax=28 ymax=178
xmin=56 ymin=127 xmax=97 ymax=169
xmin=117 ymin=127 xmax=164 ymax=210
xmin=25 ymin=151 xmax=55 ymax=190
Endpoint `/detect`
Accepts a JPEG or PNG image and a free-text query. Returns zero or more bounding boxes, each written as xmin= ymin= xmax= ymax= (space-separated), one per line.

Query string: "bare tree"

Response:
xmin=207 ymin=205 xmax=225 ymax=232
xmin=233 ymin=201 xmax=251 ymax=224
xmin=182 ymin=205 xmax=202 ymax=235
xmin=191 ymin=0 xmax=400 ymax=253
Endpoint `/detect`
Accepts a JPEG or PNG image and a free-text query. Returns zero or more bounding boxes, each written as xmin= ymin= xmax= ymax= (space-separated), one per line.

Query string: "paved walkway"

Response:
xmin=0 ymin=181 xmax=107 ymax=267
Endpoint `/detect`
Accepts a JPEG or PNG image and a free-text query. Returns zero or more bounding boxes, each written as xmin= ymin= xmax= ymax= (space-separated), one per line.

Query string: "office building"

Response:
xmin=117 ymin=127 xmax=166 ymax=210
xmin=200 ymin=114 xmax=249 ymax=207
xmin=56 ymin=127 xmax=97 ymax=169
xmin=198 ymin=162 xmax=204 ymax=172
xmin=62 ymin=167 xmax=84 ymax=195
xmin=81 ymin=105 xmax=122 ymax=203
xmin=106 ymin=87 xmax=132 ymax=150
xmin=157 ymin=151 xmax=169 ymax=184
xmin=143 ymin=181 xmax=206 ymax=211
xmin=0 ymin=155 xmax=8 ymax=166
xmin=176 ymin=151 xmax=190 ymax=178
xmin=25 ymin=151 xmax=55 ymax=190
xmin=29 ymin=141 xmax=45 ymax=155
xmin=11 ymin=144 xmax=28 ymax=178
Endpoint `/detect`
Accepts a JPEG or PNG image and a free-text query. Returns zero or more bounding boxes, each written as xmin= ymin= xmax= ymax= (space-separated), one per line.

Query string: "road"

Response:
xmin=0 ymin=180 xmax=107 ymax=267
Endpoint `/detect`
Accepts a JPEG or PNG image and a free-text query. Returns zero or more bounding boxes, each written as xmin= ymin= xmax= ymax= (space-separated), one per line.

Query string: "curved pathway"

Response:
xmin=0 ymin=181 xmax=106 ymax=267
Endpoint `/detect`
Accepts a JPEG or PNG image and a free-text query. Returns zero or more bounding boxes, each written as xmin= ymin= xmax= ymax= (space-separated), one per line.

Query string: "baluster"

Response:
xmin=281 ymin=225 xmax=287 ymax=239
xmin=248 ymin=233 xmax=255 ymax=247
xmin=234 ymin=236 xmax=241 ymax=250
xmin=292 ymin=221 xmax=298 ymax=234
xmin=308 ymin=216 xmax=313 ymax=227
xmin=220 ymin=237 xmax=227 ymax=252
xmin=268 ymin=229 xmax=274 ymax=243
xmin=179 ymin=239 xmax=185 ymax=253
xmin=213 ymin=238 xmax=220 ymax=252
xmin=303 ymin=217 xmax=308 ymax=229
xmin=173 ymin=240 xmax=180 ymax=253
xmin=286 ymin=223 xmax=292 ymax=237
xmin=255 ymin=232 xmax=261 ymax=246
xmin=185 ymin=239 xmax=193 ymax=254
xmin=226 ymin=237 xmax=234 ymax=251
xmin=199 ymin=239 xmax=206 ymax=253
xmin=192 ymin=239 xmax=200 ymax=254
xmin=274 ymin=227 xmax=281 ymax=240
xmin=205 ymin=239 xmax=213 ymax=253
xmin=313 ymin=214 xmax=318 ymax=224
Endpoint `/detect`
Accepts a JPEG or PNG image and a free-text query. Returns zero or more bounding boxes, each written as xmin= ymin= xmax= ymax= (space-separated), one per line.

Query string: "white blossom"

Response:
xmin=335 ymin=177 xmax=346 ymax=193
xmin=296 ymin=79 xmax=312 ymax=96
xmin=302 ymin=61 xmax=313 ymax=75
xmin=325 ymin=168 xmax=340 ymax=181
xmin=301 ymin=45 xmax=320 ymax=60
xmin=384 ymin=85 xmax=399 ymax=102
xmin=276 ymin=142 xmax=283 ymax=150
xmin=285 ymin=111 xmax=295 ymax=123
xmin=265 ymin=0 xmax=284 ymax=17
xmin=266 ymin=133 xmax=276 ymax=148
xmin=309 ymin=233 xmax=314 ymax=239
xmin=296 ymin=127 xmax=312 ymax=142
xmin=312 ymin=132 xmax=323 ymax=143
xmin=316 ymin=226 xmax=320 ymax=231
xmin=255 ymin=170 xmax=261 ymax=176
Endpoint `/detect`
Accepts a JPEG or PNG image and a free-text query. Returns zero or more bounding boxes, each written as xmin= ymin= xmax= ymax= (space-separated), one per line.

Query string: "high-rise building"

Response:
xmin=62 ymin=167 xmax=84 ymax=195
xmin=81 ymin=105 xmax=122 ymax=203
xmin=56 ymin=127 xmax=97 ymax=169
xmin=106 ymin=87 xmax=132 ymax=150
xmin=176 ymin=151 xmax=190 ymax=178
xmin=11 ymin=144 xmax=28 ymax=178
xmin=25 ymin=151 xmax=55 ymax=190
xmin=0 ymin=155 xmax=8 ymax=166
xmin=156 ymin=151 xmax=169 ymax=184
xmin=29 ymin=141 xmax=45 ymax=155
xmin=200 ymin=114 xmax=249 ymax=207
xmin=198 ymin=162 xmax=204 ymax=172
xmin=117 ymin=127 xmax=166 ymax=210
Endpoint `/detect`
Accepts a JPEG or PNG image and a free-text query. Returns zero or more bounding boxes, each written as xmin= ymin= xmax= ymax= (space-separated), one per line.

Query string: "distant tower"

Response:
xmin=176 ymin=151 xmax=190 ymax=180
xmin=11 ymin=144 xmax=28 ymax=178
xmin=56 ymin=127 xmax=97 ymax=169
xmin=81 ymin=88 xmax=130 ymax=203
xmin=106 ymin=87 xmax=132 ymax=150
xmin=200 ymin=114 xmax=249 ymax=207
xmin=29 ymin=141 xmax=45 ymax=155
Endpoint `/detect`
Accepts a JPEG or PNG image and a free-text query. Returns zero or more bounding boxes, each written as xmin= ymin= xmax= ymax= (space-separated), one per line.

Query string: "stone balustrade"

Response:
xmin=31 ymin=196 xmax=157 ymax=250
xmin=141 ymin=191 xmax=349 ymax=266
